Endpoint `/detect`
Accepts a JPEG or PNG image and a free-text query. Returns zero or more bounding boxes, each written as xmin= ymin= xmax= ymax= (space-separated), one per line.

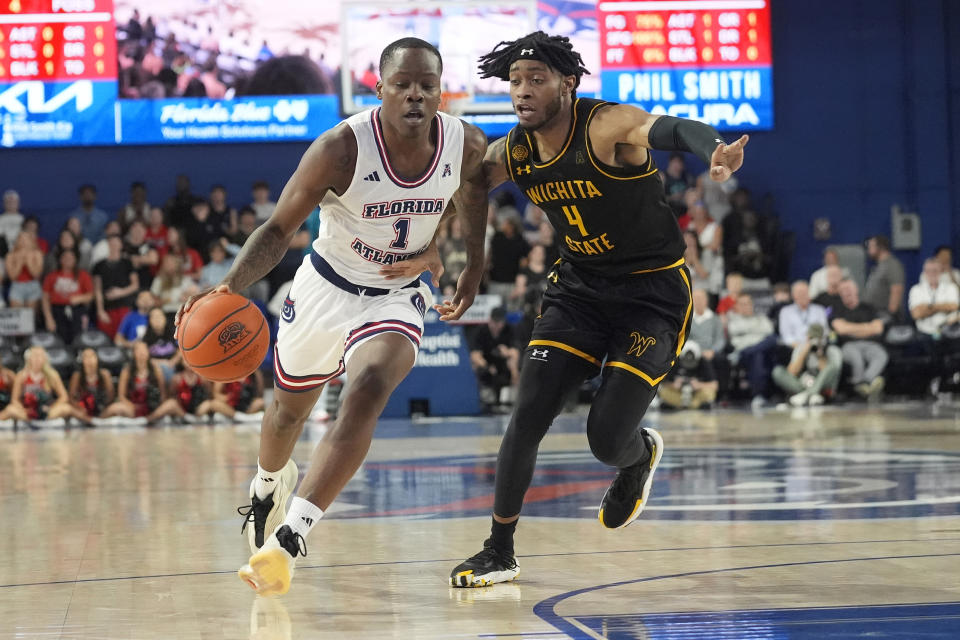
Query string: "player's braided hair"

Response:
xmin=478 ymin=31 xmax=590 ymax=94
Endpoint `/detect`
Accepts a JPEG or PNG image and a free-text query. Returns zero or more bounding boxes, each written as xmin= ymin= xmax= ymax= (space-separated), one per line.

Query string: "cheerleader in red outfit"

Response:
xmin=4 ymin=346 xmax=90 ymax=425
xmin=0 ymin=366 xmax=19 ymax=420
xmin=211 ymin=370 xmax=266 ymax=421
xmin=69 ymin=348 xmax=115 ymax=420
xmin=168 ymin=365 xmax=220 ymax=422
xmin=103 ymin=341 xmax=182 ymax=424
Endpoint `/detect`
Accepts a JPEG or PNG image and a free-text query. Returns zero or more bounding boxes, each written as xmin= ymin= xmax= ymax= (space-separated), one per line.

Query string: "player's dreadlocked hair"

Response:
xmin=478 ymin=31 xmax=590 ymax=94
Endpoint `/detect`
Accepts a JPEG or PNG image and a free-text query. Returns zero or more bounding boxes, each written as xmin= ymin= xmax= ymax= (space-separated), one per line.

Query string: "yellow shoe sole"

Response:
xmin=238 ymin=549 xmax=292 ymax=596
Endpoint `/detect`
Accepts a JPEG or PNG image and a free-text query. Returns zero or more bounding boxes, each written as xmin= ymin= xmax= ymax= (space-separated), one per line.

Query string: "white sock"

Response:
xmin=254 ymin=460 xmax=282 ymax=499
xmin=283 ymin=497 xmax=324 ymax=539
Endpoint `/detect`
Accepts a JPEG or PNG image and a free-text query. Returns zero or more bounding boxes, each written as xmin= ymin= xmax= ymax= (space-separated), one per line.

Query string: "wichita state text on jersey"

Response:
xmin=505 ymin=98 xmax=684 ymax=275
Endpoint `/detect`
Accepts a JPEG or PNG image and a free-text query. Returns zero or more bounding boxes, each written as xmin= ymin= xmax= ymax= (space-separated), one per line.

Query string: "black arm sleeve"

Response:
xmin=647 ymin=116 xmax=725 ymax=166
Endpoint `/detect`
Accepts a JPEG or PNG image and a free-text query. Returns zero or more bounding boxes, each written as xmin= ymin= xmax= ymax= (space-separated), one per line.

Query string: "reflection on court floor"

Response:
xmin=2 ymin=402 xmax=960 ymax=639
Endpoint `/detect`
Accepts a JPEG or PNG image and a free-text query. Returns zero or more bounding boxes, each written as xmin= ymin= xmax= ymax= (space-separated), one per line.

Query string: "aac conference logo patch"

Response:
xmin=511 ymin=145 xmax=530 ymax=162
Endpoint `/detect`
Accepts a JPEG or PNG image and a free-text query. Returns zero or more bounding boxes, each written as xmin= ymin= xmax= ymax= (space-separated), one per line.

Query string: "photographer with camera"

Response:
xmin=772 ymin=323 xmax=842 ymax=407
xmin=659 ymin=341 xmax=719 ymax=410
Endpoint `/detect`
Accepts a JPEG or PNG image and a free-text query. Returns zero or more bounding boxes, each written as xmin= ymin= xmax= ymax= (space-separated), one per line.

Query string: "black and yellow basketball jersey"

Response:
xmin=504 ymin=97 xmax=684 ymax=275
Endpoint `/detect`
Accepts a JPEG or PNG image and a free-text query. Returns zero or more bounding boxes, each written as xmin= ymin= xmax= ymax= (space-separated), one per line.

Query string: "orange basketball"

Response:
xmin=178 ymin=292 xmax=270 ymax=382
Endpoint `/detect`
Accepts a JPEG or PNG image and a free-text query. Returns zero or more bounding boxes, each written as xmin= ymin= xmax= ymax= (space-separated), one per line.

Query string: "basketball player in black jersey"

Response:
xmin=448 ymin=32 xmax=748 ymax=587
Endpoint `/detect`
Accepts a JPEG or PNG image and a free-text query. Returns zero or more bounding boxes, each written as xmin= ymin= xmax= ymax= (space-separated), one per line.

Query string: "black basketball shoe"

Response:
xmin=450 ymin=542 xmax=519 ymax=587
xmin=237 ymin=459 xmax=299 ymax=553
xmin=598 ymin=427 xmax=664 ymax=529
xmin=238 ymin=524 xmax=307 ymax=596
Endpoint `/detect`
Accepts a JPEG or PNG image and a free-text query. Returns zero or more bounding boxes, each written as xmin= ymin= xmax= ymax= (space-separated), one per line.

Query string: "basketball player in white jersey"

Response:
xmin=176 ymin=38 xmax=488 ymax=596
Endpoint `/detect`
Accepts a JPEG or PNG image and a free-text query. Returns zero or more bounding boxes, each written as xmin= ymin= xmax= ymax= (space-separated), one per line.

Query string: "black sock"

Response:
xmin=486 ymin=517 xmax=517 ymax=555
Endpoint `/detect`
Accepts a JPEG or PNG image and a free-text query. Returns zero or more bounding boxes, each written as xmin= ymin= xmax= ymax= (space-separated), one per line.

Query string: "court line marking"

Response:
xmin=3 ymin=536 xmax=960 ymax=589
xmin=532 ymin=552 xmax=960 ymax=640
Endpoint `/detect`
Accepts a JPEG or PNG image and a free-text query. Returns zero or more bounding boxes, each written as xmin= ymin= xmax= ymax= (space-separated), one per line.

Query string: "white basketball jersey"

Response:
xmin=313 ymin=108 xmax=464 ymax=288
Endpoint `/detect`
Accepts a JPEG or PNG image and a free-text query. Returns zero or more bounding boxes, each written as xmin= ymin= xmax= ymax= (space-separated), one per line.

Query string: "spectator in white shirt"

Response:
xmin=249 ymin=180 xmax=277 ymax=223
xmin=778 ymin=280 xmax=829 ymax=348
xmin=932 ymin=245 xmax=960 ymax=290
xmin=909 ymin=258 xmax=960 ymax=336
xmin=727 ymin=293 xmax=778 ymax=407
xmin=688 ymin=288 xmax=725 ymax=361
xmin=808 ymin=248 xmax=850 ymax=300
xmin=0 ymin=189 xmax=25 ymax=251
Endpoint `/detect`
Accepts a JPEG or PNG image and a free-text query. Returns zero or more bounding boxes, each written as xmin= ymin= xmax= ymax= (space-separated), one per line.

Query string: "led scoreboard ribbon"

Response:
xmin=598 ymin=0 xmax=773 ymax=130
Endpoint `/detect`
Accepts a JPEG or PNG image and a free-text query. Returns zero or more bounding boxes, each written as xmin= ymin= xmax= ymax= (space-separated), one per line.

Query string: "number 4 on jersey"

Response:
xmin=562 ymin=205 xmax=589 ymax=237
xmin=390 ymin=218 xmax=411 ymax=249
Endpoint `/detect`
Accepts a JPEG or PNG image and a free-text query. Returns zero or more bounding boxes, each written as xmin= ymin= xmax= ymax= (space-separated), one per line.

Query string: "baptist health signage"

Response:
xmin=381 ymin=312 xmax=481 ymax=418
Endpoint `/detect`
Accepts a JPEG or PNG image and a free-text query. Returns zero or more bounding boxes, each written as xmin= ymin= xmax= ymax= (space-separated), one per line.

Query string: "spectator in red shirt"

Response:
xmin=158 ymin=226 xmax=203 ymax=278
xmin=716 ymin=272 xmax=744 ymax=316
xmin=21 ymin=216 xmax=49 ymax=254
xmin=144 ymin=206 xmax=169 ymax=252
xmin=42 ymin=248 xmax=94 ymax=345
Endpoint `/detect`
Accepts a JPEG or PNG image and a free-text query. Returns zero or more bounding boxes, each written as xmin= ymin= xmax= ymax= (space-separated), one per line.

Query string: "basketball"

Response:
xmin=178 ymin=292 xmax=270 ymax=382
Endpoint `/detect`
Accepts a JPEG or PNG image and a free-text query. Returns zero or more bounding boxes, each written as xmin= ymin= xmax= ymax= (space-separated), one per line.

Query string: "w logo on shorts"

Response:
xmin=281 ymin=295 xmax=296 ymax=323
xmin=627 ymin=332 xmax=656 ymax=357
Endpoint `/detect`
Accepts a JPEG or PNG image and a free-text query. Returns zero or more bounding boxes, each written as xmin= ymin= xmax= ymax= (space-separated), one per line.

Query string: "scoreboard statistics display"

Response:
xmin=0 ymin=0 xmax=773 ymax=149
xmin=598 ymin=0 xmax=773 ymax=129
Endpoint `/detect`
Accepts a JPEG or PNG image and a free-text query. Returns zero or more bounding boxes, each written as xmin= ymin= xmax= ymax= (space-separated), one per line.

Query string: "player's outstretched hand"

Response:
xmin=175 ymin=284 xmax=231 ymax=335
xmin=433 ymin=267 xmax=482 ymax=322
xmin=378 ymin=244 xmax=444 ymax=287
xmin=709 ymin=134 xmax=749 ymax=182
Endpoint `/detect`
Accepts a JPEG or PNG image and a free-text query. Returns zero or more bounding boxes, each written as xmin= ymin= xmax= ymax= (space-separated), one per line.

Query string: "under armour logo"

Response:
xmin=576 ymin=151 xmax=585 ymax=164
xmin=516 ymin=165 xmax=531 ymax=175
xmin=521 ymin=48 xmax=534 ymax=55
xmin=530 ymin=348 xmax=549 ymax=361
xmin=627 ymin=332 xmax=656 ymax=357
xmin=363 ymin=170 xmax=381 ymax=182
xmin=441 ymin=163 xmax=451 ymax=177
xmin=301 ymin=516 xmax=314 ymax=527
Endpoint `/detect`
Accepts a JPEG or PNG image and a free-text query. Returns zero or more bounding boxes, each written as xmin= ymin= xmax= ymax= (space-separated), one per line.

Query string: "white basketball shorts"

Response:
xmin=273 ymin=251 xmax=433 ymax=393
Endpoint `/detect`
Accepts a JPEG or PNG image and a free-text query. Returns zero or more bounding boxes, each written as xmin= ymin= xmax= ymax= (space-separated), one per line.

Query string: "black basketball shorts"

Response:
xmin=526 ymin=259 xmax=692 ymax=387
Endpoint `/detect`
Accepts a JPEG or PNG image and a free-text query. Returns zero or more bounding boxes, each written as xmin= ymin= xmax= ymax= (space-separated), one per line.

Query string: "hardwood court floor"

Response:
xmin=2 ymin=401 xmax=960 ymax=639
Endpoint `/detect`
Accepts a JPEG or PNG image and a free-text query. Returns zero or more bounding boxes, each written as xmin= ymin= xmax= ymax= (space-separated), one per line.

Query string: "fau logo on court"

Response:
xmin=362 ymin=199 xmax=444 ymax=219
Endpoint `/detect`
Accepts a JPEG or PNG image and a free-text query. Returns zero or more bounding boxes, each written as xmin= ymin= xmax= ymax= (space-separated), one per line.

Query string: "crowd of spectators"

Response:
xmin=2 ymin=151 xmax=958 ymax=422
xmin=448 ymin=153 xmax=960 ymax=412
xmin=0 ymin=178 xmax=291 ymax=426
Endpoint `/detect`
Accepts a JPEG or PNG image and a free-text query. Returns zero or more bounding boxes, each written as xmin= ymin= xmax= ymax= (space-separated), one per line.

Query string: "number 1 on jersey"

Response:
xmin=562 ymin=205 xmax=588 ymax=237
xmin=390 ymin=218 xmax=411 ymax=249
